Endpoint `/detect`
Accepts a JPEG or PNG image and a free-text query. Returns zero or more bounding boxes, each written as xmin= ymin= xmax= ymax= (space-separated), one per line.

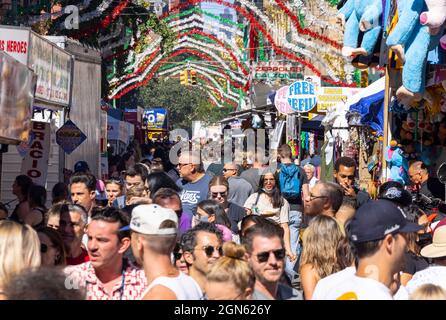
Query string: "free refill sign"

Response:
xmin=287 ymin=80 xmax=317 ymax=113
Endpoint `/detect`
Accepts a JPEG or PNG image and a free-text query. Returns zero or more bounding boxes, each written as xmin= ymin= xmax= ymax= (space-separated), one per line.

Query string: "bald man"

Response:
xmin=176 ymin=152 xmax=213 ymax=219
xmin=408 ymin=161 xmax=445 ymax=201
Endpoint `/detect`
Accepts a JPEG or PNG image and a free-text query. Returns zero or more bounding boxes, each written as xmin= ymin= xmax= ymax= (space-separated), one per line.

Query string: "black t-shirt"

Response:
xmin=227 ymin=202 xmax=246 ymax=234
xmin=421 ymin=177 xmax=445 ymax=201
xmin=402 ymin=251 xmax=429 ymax=275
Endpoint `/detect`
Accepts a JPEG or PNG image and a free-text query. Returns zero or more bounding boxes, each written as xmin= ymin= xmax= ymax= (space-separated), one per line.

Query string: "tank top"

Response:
xmin=140 ymin=271 xmax=203 ymax=300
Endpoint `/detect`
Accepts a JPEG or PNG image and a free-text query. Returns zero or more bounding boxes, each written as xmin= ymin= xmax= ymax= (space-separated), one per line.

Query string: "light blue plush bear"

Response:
xmin=337 ymin=0 xmax=383 ymax=57
xmin=386 ymin=0 xmax=445 ymax=105
xmin=385 ymin=143 xmax=409 ymax=185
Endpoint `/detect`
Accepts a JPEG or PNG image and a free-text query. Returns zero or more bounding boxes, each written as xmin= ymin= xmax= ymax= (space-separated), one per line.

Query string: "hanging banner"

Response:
xmin=29 ymin=33 xmax=72 ymax=106
xmin=0 ymin=27 xmax=30 ymax=65
xmin=317 ymin=87 xmax=362 ymax=112
xmin=254 ymin=62 xmax=304 ymax=80
xmin=20 ymin=121 xmax=51 ymax=186
xmin=143 ymin=108 xmax=168 ymax=130
xmin=0 ymin=51 xmax=36 ymax=145
xmin=287 ymin=80 xmax=317 ymax=113
xmin=56 ymin=119 xmax=87 ymax=154
xmin=274 ymin=86 xmax=293 ymax=114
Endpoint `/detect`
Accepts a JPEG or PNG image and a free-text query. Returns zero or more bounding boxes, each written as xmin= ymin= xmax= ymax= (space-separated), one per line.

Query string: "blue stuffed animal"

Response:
xmin=386 ymin=0 xmax=445 ymax=105
xmin=337 ymin=0 xmax=383 ymax=57
xmin=385 ymin=140 xmax=409 ymax=184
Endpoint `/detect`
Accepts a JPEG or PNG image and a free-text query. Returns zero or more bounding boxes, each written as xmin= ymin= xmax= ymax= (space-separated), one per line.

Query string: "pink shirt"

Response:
xmin=64 ymin=258 xmax=148 ymax=300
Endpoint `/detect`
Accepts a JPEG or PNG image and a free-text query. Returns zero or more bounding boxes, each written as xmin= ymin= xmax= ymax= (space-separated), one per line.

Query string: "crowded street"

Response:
xmin=0 ymin=0 xmax=446 ymax=304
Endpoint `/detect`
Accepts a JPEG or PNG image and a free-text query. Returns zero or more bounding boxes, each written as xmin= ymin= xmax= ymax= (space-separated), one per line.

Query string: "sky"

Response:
xmin=200 ymin=0 xmax=237 ymax=39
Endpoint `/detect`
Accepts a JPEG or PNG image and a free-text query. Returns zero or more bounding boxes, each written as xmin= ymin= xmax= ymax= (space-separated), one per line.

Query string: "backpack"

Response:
xmin=278 ymin=163 xmax=302 ymax=201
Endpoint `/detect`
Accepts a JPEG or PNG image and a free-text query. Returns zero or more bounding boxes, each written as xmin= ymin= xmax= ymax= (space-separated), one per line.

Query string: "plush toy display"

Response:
xmin=385 ymin=140 xmax=409 ymax=184
xmin=420 ymin=0 xmax=446 ymax=35
xmin=386 ymin=0 xmax=445 ymax=105
xmin=337 ymin=0 xmax=383 ymax=57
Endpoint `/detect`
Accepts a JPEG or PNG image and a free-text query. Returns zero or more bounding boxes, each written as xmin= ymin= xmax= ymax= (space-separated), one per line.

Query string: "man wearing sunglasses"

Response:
xmin=176 ymin=153 xmax=213 ymax=222
xmin=408 ymin=161 xmax=446 ymax=204
xmin=181 ymin=222 xmax=223 ymax=295
xmin=243 ymin=222 xmax=303 ymax=300
xmin=222 ymin=163 xmax=253 ymax=207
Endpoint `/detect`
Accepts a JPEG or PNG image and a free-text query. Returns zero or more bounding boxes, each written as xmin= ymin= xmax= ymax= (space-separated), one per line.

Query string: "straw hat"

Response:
xmin=421 ymin=225 xmax=446 ymax=258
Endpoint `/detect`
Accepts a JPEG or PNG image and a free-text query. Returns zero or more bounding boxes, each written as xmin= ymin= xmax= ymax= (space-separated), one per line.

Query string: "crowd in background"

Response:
xmin=0 ymin=137 xmax=446 ymax=300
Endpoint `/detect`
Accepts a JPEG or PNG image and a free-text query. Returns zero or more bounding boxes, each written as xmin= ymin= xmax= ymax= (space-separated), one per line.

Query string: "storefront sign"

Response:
xmin=107 ymin=116 xmax=131 ymax=144
xmin=254 ymin=62 xmax=303 ymax=80
xmin=29 ymin=33 xmax=71 ymax=106
xmin=0 ymin=51 xmax=36 ymax=144
xmin=287 ymin=80 xmax=317 ymax=113
xmin=317 ymin=87 xmax=362 ymax=111
xmin=56 ymin=120 xmax=87 ymax=154
xmin=274 ymin=86 xmax=293 ymax=114
xmin=50 ymin=45 xmax=71 ymax=104
xmin=144 ymin=108 xmax=168 ymax=130
xmin=0 ymin=27 xmax=30 ymax=65
xmin=20 ymin=121 xmax=51 ymax=185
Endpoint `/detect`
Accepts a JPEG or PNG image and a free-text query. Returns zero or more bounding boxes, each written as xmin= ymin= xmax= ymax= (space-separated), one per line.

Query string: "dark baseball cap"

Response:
xmin=348 ymin=199 xmax=423 ymax=243
xmin=378 ymin=185 xmax=412 ymax=207
xmin=74 ymin=161 xmax=90 ymax=173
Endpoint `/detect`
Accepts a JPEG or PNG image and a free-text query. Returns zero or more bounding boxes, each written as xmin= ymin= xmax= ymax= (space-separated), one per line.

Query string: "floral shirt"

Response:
xmin=64 ymin=258 xmax=147 ymax=300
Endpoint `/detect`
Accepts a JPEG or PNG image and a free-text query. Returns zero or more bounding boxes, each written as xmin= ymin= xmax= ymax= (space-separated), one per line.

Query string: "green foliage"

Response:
xmin=137 ymin=79 xmax=232 ymax=129
xmin=143 ymin=13 xmax=176 ymax=53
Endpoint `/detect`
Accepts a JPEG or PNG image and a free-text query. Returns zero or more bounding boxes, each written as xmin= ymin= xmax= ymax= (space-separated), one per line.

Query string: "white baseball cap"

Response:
xmin=120 ymin=204 xmax=178 ymax=235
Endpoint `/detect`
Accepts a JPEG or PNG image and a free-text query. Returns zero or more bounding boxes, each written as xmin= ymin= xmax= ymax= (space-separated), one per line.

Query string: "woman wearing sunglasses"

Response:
xmin=206 ymin=241 xmax=255 ymax=300
xmin=36 ymin=226 xmax=66 ymax=267
xmin=244 ymin=170 xmax=295 ymax=262
xmin=194 ymin=200 xmax=233 ymax=242
xmin=208 ymin=176 xmax=246 ymax=236
xmin=173 ymin=243 xmax=189 ymax=275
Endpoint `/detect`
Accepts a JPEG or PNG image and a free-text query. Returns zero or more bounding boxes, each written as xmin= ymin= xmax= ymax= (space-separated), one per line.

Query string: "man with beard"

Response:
xmin=243 ymin=221 xmax=303 ymax=300
xmin=64 ymin=207 xmax=147 ymax=299
xmin=181 ymin=222 xmax=223 ymax=296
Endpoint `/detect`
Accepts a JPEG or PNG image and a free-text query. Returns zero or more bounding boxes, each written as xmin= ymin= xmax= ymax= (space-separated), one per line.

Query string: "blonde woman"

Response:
xmin=205 ymin=241 xmax=255 ymax=300
xmin=299 ymin=215 xmax=348 ymax=300
xmin=0 ymin=220 xmax=41 ymax=298
xmin=410 ymin=284 xmax=446 ymax=300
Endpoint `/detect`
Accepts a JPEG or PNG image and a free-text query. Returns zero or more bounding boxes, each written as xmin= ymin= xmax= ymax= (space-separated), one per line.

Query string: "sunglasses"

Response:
xmin=256 ymin=248 xmax=286 ymax=263
xmin=173 ymin=252 xmax=183 ymax=261
xmin=41 ymin=243 xmax=49 ymax=253
xmin=199 ymin=245 xmax=223 ymax=257
xmin=223 ymin=168 xmax=236 ymax=172
xmin=211 ymin=191 xmax=227 ymax=198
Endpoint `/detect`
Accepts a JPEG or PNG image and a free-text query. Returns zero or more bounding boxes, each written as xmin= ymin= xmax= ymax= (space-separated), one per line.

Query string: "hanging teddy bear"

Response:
xmin=386 ymin=0 xmax=445 ymax=106
xmin=337 ymin=0 xmax=383 ymax=57
xmin=385 ymin=139 xmax=410 ymax=184
xmin=420 ymin=0 xmax=446 ymax=51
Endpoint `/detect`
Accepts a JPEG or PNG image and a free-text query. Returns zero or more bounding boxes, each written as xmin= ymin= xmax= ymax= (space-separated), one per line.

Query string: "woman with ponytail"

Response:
xmin=205 ymin=241 xmax=255 ymax=300
xmin=243 ymin=170 xmax=294 ymax=261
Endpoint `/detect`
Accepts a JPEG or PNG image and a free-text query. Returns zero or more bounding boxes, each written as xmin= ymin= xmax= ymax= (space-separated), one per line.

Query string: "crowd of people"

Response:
xmin=0 ymin=139 xmax=446 ymax=301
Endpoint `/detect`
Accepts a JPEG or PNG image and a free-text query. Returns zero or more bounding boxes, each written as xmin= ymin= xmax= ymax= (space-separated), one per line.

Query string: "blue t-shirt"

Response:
xmin=176 ymin=174 xmax=213 ymax=217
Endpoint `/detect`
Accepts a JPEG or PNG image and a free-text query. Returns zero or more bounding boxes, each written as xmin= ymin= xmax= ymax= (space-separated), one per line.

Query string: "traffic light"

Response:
xmin=190 ymin=69 xmax=197 ymax=85
xmin=180 ymin=70 xmax=189 ymax=86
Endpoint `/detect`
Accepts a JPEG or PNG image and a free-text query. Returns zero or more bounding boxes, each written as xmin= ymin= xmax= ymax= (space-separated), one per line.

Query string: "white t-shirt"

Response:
xmin=312 ymin=267 xmax=355 ymax=300
xmin=309 ymin=176 xmax=319 ymax=189
xmin=405 ymin=265 xmax=446 ymax=296
xmin=244 ymin=193 xmax=290 ymax=224
xmin=312 ymin=268 xmax=393 ymax=300
xmin=141 ymin=271 xmax=203 ymax=300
